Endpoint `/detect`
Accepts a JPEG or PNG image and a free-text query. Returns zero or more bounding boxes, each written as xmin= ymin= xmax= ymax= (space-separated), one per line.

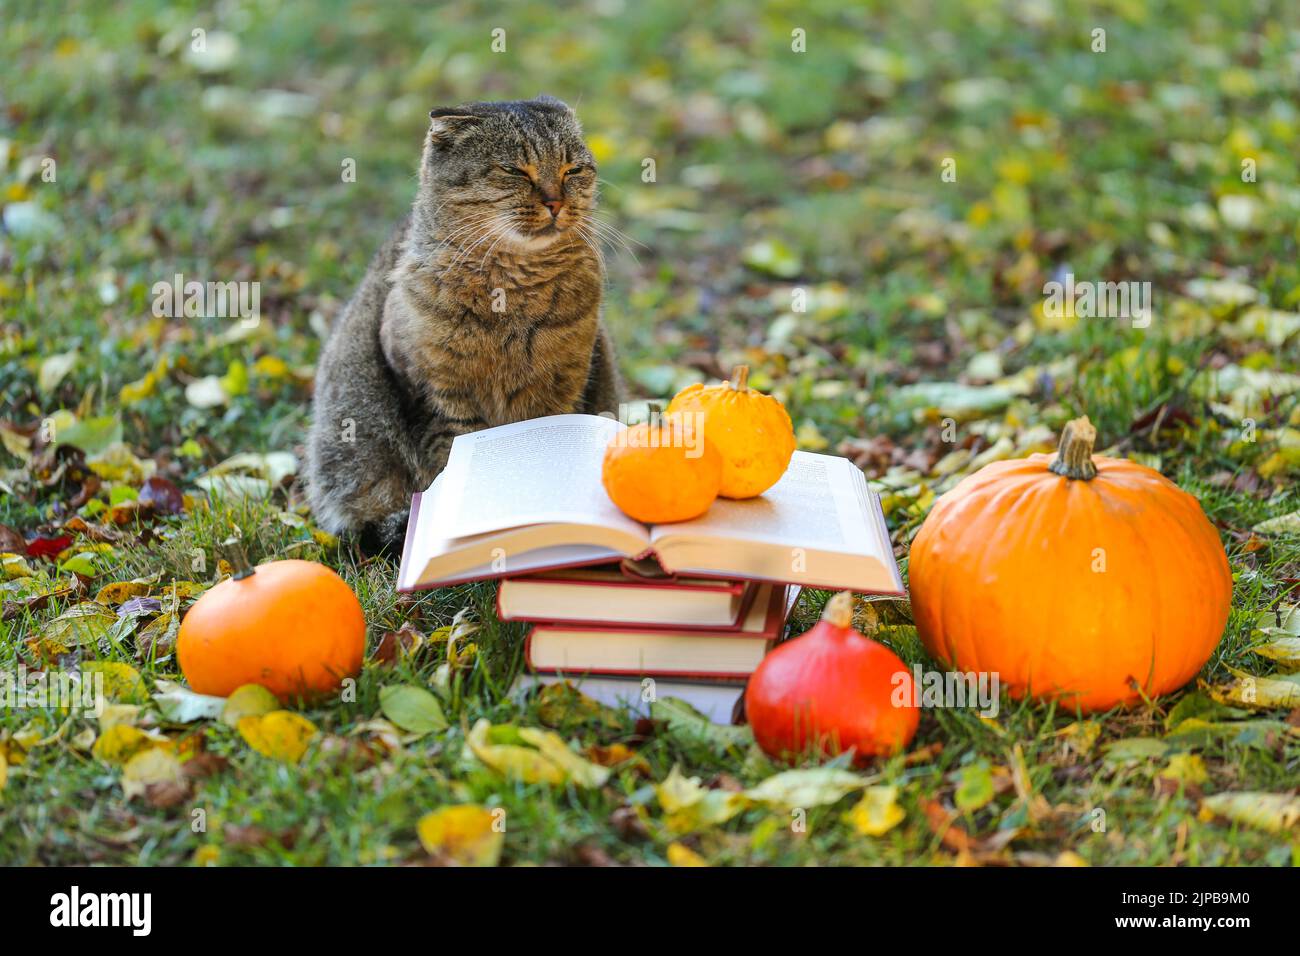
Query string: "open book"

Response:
xmin=397 ymin=414 xmax=903 ymax=594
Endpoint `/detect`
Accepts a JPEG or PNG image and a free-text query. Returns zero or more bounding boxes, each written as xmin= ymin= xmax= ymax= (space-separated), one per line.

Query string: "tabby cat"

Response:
xmin=306 ymin=97 xmax=623 ymax=553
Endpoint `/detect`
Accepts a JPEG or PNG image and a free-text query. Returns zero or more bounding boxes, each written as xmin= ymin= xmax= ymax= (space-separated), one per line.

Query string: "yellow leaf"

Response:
xmin=843 ymin=786 xmax=906 ymax=837
xmin=654 ymin=764 xmax=745 ymax=832
xmin=0 ymin=751 xmax=7 ymax=794
xmin=251 ymin=355 xmax=290 ymax=379
xmin=121 ymin=747 xmax=185 ymax=800
xmin=1201 ymin=792 xmax=1300 ymax=833
xmin=1209 ymin=670 xmax=1300 ymax=709
xmin=1056 ymin=720 xmax=1101 ymax=756
xmin=238 ymin=711 xmax=318 ymax=762
xmin=516 ymin=727 xmax=610 ymax=788
xmin=1158 ymin=753 xmax=1208 ymax=786
xmin=94 ymin=581 xmax=152 ymax=604
xmin=92 ymin=724 xmax=167 ymax=765
xmin=81 ymin=661 xmax=147 ymax=703
xmin=416 ymin=805 xmax=504 ymax=866
xmin=2 ymin=553 xmax=34 ymax=579
xmin=99 ymin=703 xmax=142 ymax=730
xmin=666 ymin=842 xmax=710 ymax=867
xmin=192 ymin=845 xmax=221 ymax=866
xmin=465 ymin=719 xmax=565 ymax=785
xmin=1252 ymin=636 xmax=1300 ymax=670
xmin=221 ymin=683 xmax=281 ymax=728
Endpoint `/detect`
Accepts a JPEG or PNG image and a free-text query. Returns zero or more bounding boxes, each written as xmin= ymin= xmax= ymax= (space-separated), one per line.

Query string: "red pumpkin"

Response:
xmin=177 ymin=559 xmax=366 ymax=700
xmin=908 ymin=415 xmax=1232 ymax=712
xmin=745 ymin=592 xmax=919 ymax=765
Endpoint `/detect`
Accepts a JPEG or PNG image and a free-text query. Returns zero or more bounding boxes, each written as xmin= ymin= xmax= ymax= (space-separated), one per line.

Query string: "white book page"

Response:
xmin=429 ymin=414 xmax=645 ymax=540
xmin=651 ymin=451 xmax=884 ymax=558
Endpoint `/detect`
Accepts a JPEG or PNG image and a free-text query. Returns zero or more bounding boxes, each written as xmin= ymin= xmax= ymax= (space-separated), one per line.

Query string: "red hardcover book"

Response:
xmin=497 ymin=563 xmax=755 ymax=629
xmin=524 ymin=583 xmax=792 ymax=680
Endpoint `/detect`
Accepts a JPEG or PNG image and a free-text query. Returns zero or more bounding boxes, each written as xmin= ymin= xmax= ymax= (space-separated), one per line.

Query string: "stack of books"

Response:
xmin=500 ymin=565 xmax=801 ymax=721
xmin=397 ymin=414 xmax=903 ymax=723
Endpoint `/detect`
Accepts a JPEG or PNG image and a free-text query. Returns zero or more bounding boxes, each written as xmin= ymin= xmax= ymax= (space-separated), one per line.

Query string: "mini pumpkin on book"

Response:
xmin=397 ymin=375 xmax=903 ymax=724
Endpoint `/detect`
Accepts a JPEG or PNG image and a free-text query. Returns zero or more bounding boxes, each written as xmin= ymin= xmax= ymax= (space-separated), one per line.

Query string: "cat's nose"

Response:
xmin=542 ymin=198 xmax=564 ymax=218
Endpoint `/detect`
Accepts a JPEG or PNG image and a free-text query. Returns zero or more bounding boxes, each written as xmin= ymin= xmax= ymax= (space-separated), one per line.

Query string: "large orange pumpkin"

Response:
xmin=177 ymin=559 xmax=366 ymax=700
xmin=667 ymin=365 xmax=795 ymax=499
xmin=908 ymin=416 xmax=1232 ymax=712
xmin=602 ymin=420 xmax=722 ymax=523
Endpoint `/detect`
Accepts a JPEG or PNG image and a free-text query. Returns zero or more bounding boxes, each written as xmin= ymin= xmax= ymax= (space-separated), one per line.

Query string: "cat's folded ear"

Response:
xmin=427 ymin=109 xmax=481 ymax=148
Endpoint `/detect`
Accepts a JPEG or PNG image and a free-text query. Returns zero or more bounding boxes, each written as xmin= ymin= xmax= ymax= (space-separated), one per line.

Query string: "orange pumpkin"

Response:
xmin=177 ymin=559 xmax=366 ymax=700
xmin=602 ymin=420 xmax=722 ymax=523
xmin=667 ymin=365 xmax=795 ymax=499
xmin=908 ymin=416 xmax=1232 ymax=712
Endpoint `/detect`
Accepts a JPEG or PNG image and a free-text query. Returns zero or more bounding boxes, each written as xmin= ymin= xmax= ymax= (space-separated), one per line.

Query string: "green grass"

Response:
xmin=2 ymin=0 xmax=1299 ymax=866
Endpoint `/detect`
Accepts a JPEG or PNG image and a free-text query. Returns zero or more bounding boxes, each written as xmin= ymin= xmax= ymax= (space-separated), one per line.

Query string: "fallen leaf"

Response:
xmin=1200 ymin=792 xmax=1300 ymax=833
xmin=121 ymin=747 xmax=185 ymax=801
xmin=1158 ymin=753 xmax=1209 ymax=786
xmin=220 ymin=683 xmax=280 ymax=727
xmin=238 ymin=710 xmax=317 ymax=762
xmin=138 ymin=476 xmax=185 ymax=514
xmin=844 ymin=785 xmax=906 ymax=836
xmin=741 ymin=767 xmax=868 ymax=810
xmin=535 ymin=680 xmax=622 ymax=729
xmin=1252 ymin=636 xmax=1300 ymax=669
xmin=666 ymin=841 xmax=710 ymax=867
xmin=655 ymin=764 xmax=745 ymax=832
xmin=516 ymin=727 xmax=611 ymax=788
xmin=416 ymin=805 xmax=504 ymax=866
xmin=1102 ymin=737 xmax=1169 ymax=764
xmin=94 ymin=581 xmax=152 ymax=605
xmin=81 ymin=661 xmax=146 ymax=702
xmin=28 ymin=602 xmax=117 ymax=659
xmin=1254 ymin=510 xmax=1300 ymax=535
xmin=378 ymin=684 xmax=448 ymax=736
xmin=954 ymin=761 xmax=997 ymax=812
xmin=135 ymin=611 xmax=180 ymax=658
xmin=39 ymin=351 xmax=78 ymax=392
xmin=92 ymin=724 xmax=168 ymax=765
xmin=650 ymin=696 xmax=752 ymax=752
xmin=1209 ymin=669 xmax=1300 ymax=709
xmin=154 ymin=686 xmax=227 ymax=723
xmin=464 ymin=719 xmax=565 ymax=785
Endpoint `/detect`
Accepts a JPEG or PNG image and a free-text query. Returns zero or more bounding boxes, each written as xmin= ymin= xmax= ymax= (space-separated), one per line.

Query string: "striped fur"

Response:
xmin=306 ymin=98 xmax=623 ymax=552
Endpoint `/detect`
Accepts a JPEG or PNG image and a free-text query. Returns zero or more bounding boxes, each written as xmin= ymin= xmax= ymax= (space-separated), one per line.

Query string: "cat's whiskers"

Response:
xmin=576 ymin=213 xmax=642 ymax=267
xmin=572 ymin=222 xmax=608 ymax=274
xmin=431 ymin=212 xmax=505 ymax=249
xmin=446 ymin=215 xmax=515 ymax=270
xmin=432 ymin=212 xmax=510 ymax=264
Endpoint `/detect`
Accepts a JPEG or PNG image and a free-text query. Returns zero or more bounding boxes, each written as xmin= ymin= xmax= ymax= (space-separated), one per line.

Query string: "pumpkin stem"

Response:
xmin=821 ymin=591 xmax=855 ymax=628
xmin=1048 ymin=415 xmax=1099 ymax=481
xmin=730 ymin=365 xmax=750 ymax=391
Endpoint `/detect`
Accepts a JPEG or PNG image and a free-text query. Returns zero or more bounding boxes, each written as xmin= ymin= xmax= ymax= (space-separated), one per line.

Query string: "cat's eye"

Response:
xmin=563 ymin=164 xmax=591 ymax=178
xmin=499 ymin=164 xmax=531 ymax=177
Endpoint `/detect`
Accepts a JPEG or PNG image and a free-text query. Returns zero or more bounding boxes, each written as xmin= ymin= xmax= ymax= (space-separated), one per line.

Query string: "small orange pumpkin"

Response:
xmin=602 ymin=420 xmax=722 ymax=523
xmin=667 ymin=365 xmax=795 ymax=499
xmin=908 ymin=416 xmax=1232 ymax=712
xmin=177 ymin=559 xmax=366 ymax=700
